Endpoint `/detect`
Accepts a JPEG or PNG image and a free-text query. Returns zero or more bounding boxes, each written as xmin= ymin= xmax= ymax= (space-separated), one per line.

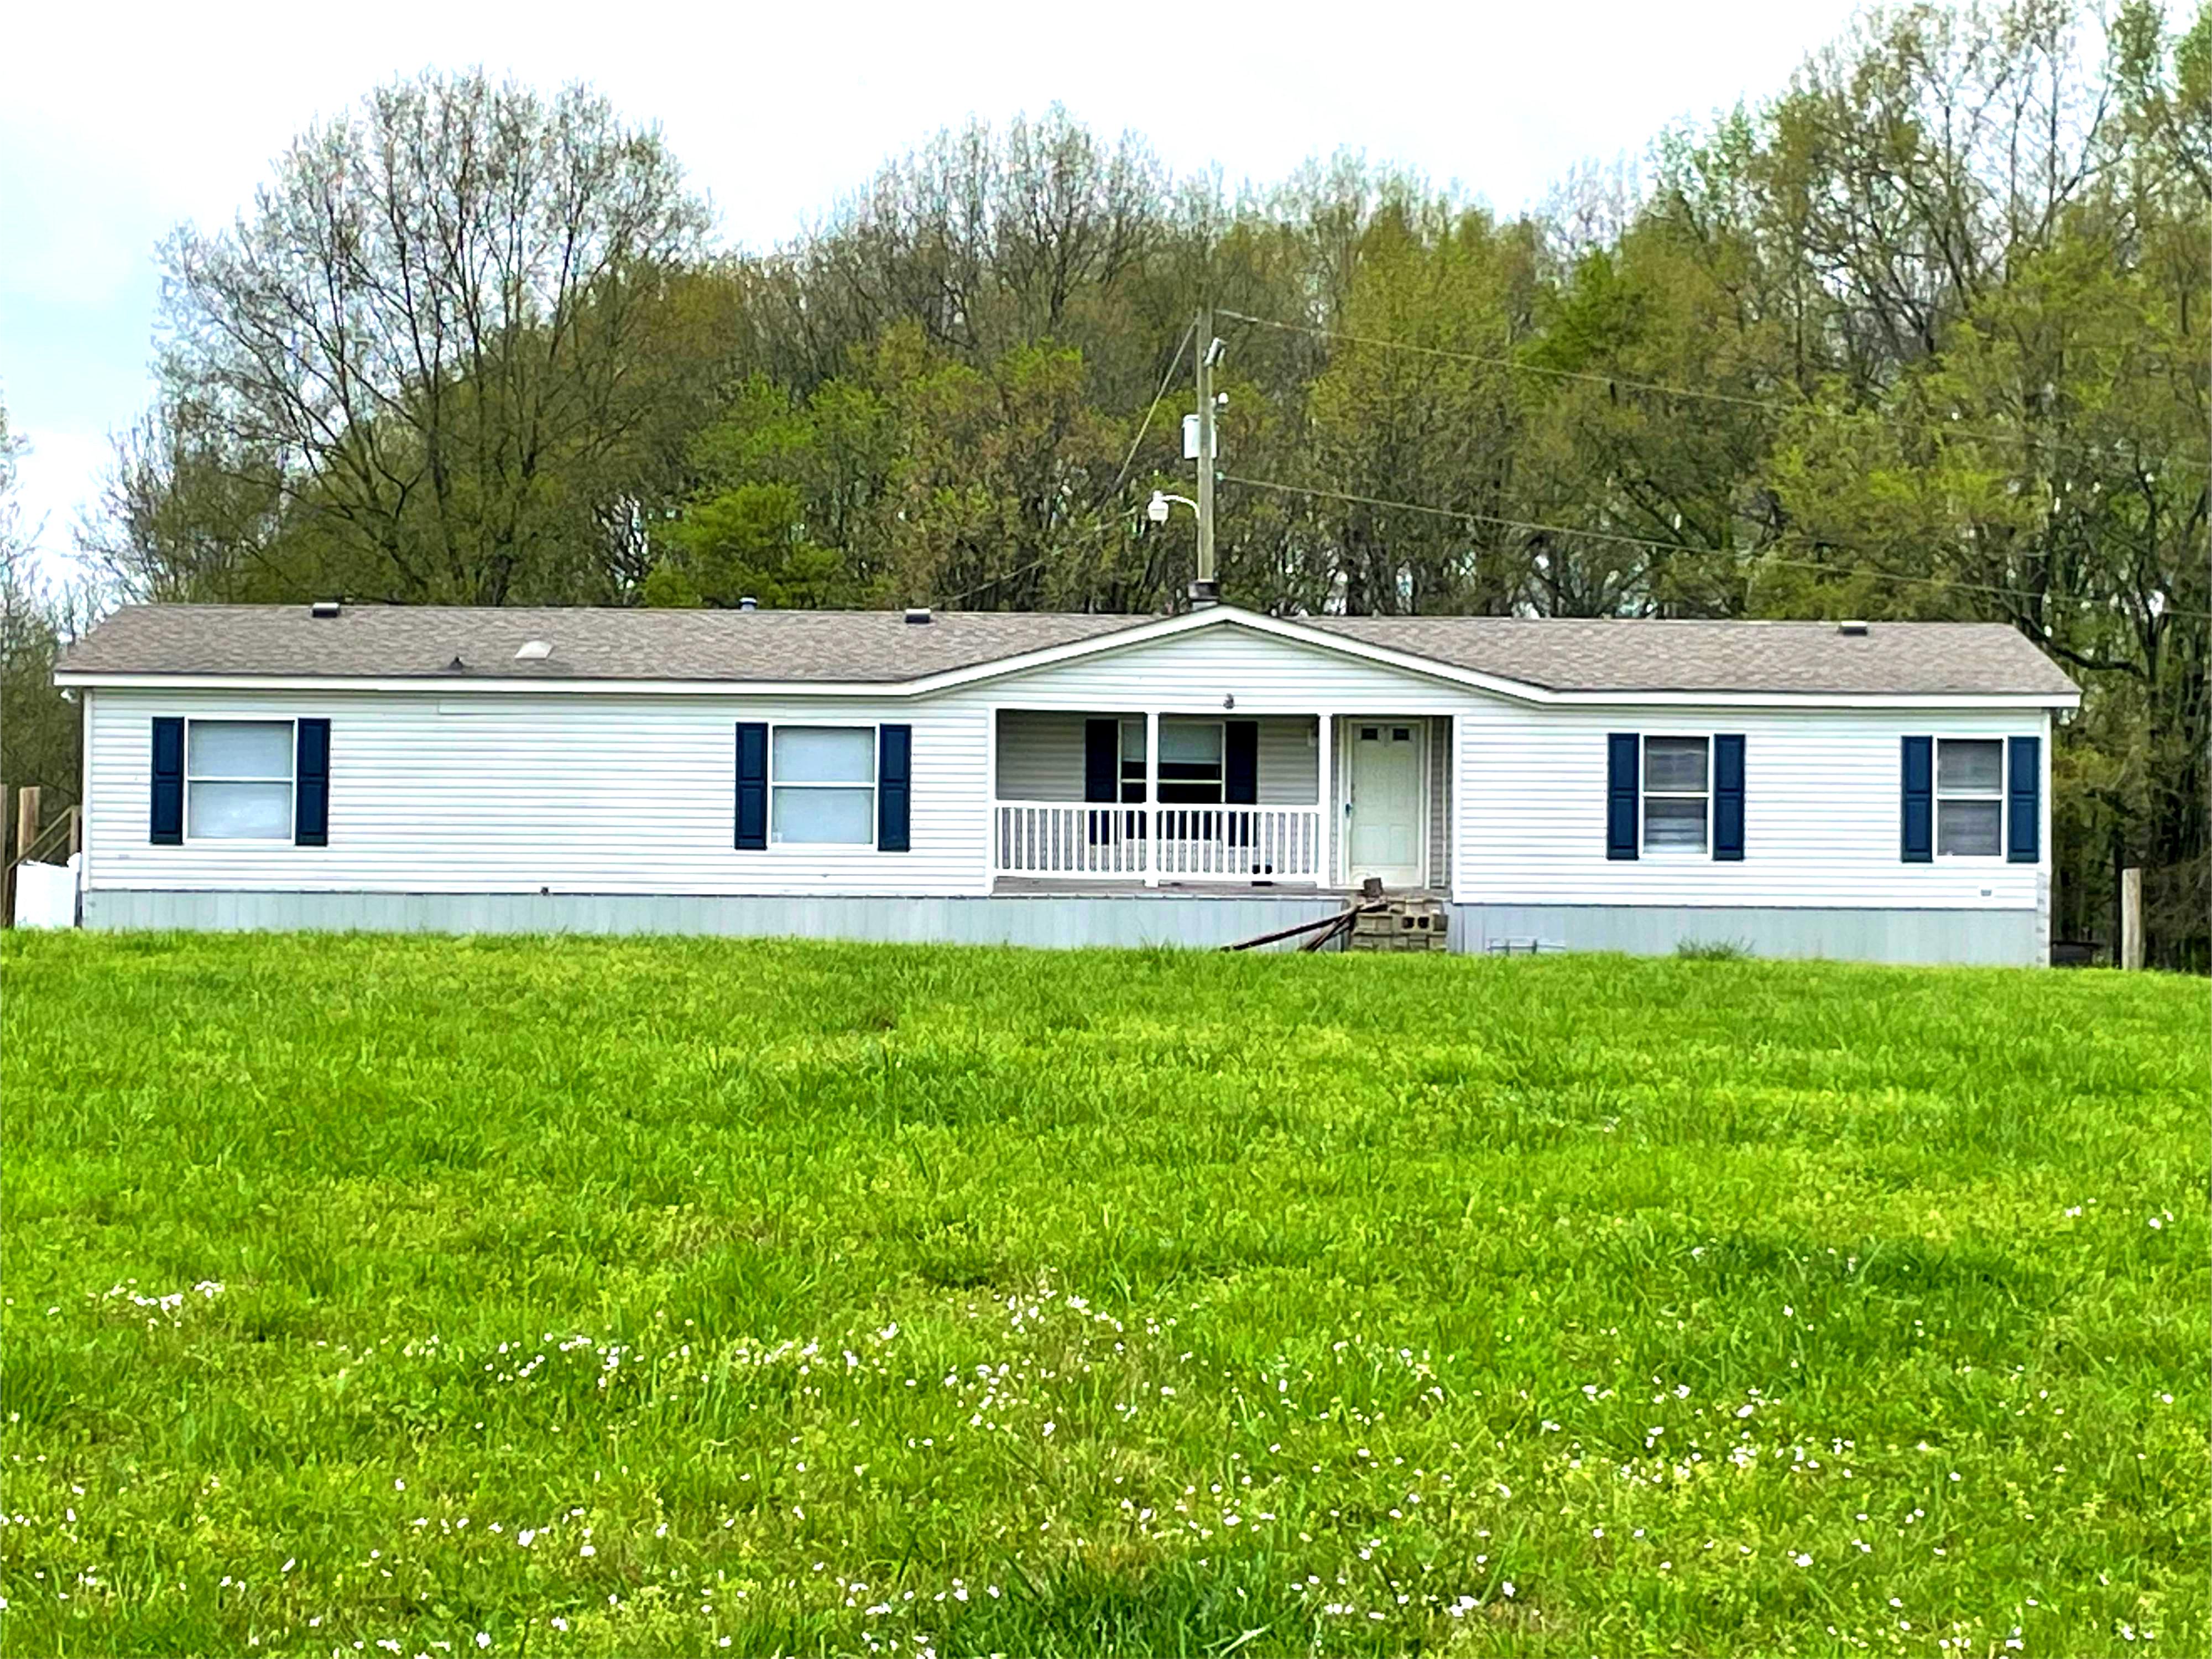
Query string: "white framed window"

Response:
xmin=186 ymin=719 xmax=294 ymax=842
xmin=1157 ymin=719 xmax=1224 ymax=805
xmin=1642 ymin=735 xmax=1709 ymax=853
xmin=1117 ymin=719 xmax=1147 ymax=803
xmin=770 ymin=724 xmax=875 ymax=845
xmin=1113 ymin=719 xmax=1225 ymax=804
xmin=1936 ymin=737 xmax=2004 ymax=857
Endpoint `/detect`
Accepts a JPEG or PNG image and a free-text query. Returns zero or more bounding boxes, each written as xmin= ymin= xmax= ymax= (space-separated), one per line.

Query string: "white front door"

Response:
xmin=1345 ymin=720 xmax=1425 ymax=888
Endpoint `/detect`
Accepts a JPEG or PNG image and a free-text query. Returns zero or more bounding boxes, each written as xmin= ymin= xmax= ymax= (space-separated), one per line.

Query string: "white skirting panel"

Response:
xmin=83 ymin=889 xmax=2045 ymax=964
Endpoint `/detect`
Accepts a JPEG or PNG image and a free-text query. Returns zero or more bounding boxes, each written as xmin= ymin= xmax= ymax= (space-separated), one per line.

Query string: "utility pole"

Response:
xmin=1192 ymin=306 xmax=1219 ymax=606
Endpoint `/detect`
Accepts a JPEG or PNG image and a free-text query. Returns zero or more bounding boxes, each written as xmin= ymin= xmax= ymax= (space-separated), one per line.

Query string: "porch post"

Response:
xmin=1142 ymin=709 xmax=1162 ymax=886
xmin=1316 ymin=712 xmax=1334 ymax=888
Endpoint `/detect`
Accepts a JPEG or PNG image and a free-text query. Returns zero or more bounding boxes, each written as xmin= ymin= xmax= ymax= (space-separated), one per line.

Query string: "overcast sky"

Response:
xmin=1 ymin=0 xmax=1870 ymax=575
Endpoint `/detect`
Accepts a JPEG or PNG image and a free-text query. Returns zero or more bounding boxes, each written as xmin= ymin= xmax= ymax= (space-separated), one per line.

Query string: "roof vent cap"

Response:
xmin=514 ymin=639 xmax=553 ymax=661
xmin=309 ymin=599 xmax=341 ymax=619
xmin=1837 ymin=619 xmax=1870 ymax=636
xmin=905 ymin=607 xmax=933 ymax=625
xmin=738 ymin=596 xmax=758 ymax=612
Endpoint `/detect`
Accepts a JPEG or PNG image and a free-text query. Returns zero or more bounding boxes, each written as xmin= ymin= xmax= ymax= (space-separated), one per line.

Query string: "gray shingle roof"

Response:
xmin=1304 ymin=615 xmax=2080 ymax=696
xmin=58 ymin=604 xmax=1153 ymax=684
xmin=56 ymin=603 xmax=2079 ymax=697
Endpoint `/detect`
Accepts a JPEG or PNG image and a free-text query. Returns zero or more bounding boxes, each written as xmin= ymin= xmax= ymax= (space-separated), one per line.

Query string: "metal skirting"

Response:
xmin=1448 ymin=903 xmax=2046 ymax=966
xmin=81 ymin=889 xmax=2046 ymax=965
xmin=80 ymin=888 xmax=1347 ymax=952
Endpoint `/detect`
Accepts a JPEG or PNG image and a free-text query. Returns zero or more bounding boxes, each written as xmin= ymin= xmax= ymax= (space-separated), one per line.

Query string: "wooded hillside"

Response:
xmin=6 ymin=0 xmax=2205 ymax=964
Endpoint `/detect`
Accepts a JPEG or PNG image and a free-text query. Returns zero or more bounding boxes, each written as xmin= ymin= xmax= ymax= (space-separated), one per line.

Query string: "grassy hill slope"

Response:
xmin=2 ymin=933 xmax=2203 ymax=1654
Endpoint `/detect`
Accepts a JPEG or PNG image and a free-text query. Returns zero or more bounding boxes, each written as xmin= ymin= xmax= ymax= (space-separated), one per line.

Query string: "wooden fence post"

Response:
xmin=6 ymin=787 xmax=39 ymax=930
xmin=2120 ymin=867 xmax=2144 ymax=971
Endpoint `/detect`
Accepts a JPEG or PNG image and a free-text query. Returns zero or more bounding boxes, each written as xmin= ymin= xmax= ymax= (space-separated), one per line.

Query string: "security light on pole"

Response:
xmin=1148 ymin=489 xmax=1197 ymax=525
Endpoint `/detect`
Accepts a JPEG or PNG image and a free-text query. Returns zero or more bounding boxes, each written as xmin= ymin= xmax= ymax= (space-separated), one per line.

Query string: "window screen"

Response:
xmin=1936 ymin=738 xmax=2004 ymax=857
xmin=186 ymin=720 xmax=293 ymax=841
xmin=1642 ymin=735 xmax=1710 ymax=853
xmin=771 ymin=727 xmax=876 ymax=844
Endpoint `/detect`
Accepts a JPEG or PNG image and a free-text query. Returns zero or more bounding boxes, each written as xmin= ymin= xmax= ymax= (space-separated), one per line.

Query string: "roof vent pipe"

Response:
xmin=309 ymin=599 xmax=341 ymax=619
xmin=738 ymin=596 xmax=757 ymax=612
xmin=905 ymin=607 xmax=932 ymax=625
xmin=1837 ymin=619 xmax=1870 ymax=636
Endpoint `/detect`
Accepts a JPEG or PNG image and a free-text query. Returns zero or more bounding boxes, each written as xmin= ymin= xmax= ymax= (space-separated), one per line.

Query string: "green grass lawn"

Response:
xmin=1 ymin=933 xmax=2203 ymax=1657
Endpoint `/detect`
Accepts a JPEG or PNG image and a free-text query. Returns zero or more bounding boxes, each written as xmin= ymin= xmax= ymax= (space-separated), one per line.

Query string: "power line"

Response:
xmin=1223 ymin=472 xmax=2212 ymax=620
xmin=1103 ymin=320 xmax=1196 ymax=504
xmin=948 ymin=325 xmax=1196 ymax=607
xmin=1217 ymin=308 xmax=2212 ymax=474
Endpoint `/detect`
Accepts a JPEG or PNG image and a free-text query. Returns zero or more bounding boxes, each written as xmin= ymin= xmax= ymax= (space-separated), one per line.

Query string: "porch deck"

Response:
xmin=990 ymin=708 xmax=1452 ymax=892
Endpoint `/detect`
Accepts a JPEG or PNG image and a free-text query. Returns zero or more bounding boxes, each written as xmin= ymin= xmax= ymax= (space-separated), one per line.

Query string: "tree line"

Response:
xmin=4 ymin=0 xmax=2205 ymax=964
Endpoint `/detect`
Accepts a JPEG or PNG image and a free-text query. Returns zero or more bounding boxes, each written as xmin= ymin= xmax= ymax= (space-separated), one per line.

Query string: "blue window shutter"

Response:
xmin=877 ymin=724 xmax=912 ymax=852
xmin=734 ymin=722 xmax=768 ymax=849
xmin=1606 ymin=733 xmax=1639 ymax=860
xmin=1713 ymin=733 xmax=1745 ymax=861
xmin=2007 ymin=735 xmax=2040 ymax=863
xmin=295 ymin=718 xmax=331 ymax=847
xmin=1901 ymin=735 xmax=1933 ymax=862
xmin=151 ymin=717 xmax=184 ymax=844
xmin=1084 ymin=718 xmax=1120 ymax=847
xmin=1083 ymin=719 xmax=1119 ymax=803
xmin=1225 ymin=721 xmax=1258 ymax=805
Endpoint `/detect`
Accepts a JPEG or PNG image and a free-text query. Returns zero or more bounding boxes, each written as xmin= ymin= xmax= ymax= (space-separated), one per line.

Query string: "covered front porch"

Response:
xmin=989 ymin=709 xmax=1450 ymax=892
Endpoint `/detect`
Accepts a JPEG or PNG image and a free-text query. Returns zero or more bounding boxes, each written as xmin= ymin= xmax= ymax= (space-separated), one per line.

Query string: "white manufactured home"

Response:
xmin=55 ymin=602 xmax=2080 ymax=962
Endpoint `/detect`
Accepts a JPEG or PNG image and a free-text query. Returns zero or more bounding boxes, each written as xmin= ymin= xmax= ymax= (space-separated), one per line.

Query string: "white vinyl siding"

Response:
xmin=992 ymin=711 xmax=1094 ymax=800
xmin=1455 ymin=703 xmax=2047 ymax=909
xmin=88 ymin=692 xmax=989 ymax=896
xmin=1427 ymin=718 xmax=1453 ymax=888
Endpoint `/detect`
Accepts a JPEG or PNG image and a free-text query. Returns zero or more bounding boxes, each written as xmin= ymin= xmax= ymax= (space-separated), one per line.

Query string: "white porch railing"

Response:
xmin=993 ymin=802 xmax=1325 ymax=882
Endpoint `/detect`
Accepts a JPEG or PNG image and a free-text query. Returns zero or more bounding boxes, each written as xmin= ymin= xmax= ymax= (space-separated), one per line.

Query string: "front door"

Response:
xmin=1345 ymin=721 xmax=1425 ymax=888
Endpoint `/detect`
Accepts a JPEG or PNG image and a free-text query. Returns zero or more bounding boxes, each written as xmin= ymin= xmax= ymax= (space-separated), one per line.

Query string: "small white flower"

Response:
xmin=1793 ymin=1553 xmax=1812 ymax=1567
xmin=476 ymin=1636 xmax=492 ymax=1651
xmin=578 ymin=1543 xmax=596 ymax=1558
xmin=1501 ymin=1582 xmax=1515 ymax=1598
